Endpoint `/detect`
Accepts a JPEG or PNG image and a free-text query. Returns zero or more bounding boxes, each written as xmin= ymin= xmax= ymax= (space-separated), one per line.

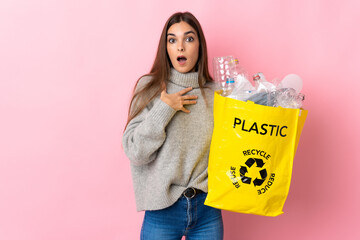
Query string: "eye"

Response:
xmin=186 ymin=36 xmax=194 ymax=42
xmin=168 ymin=38 xmax=176 ymax=43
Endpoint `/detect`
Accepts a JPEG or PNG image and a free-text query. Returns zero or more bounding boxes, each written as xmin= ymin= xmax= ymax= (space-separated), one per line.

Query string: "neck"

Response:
xmin=169 ymin=68 xmax=205 ymax=88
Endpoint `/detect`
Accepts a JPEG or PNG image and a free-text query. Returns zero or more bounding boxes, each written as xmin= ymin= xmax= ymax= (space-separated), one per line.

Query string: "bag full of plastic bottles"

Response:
xmin=204 ymin=56 xmax=308 ymax=216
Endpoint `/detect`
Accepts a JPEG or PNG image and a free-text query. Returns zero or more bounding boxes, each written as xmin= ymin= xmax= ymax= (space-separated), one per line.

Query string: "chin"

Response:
xmin=173 ymin=65 xmax=196 ymax=73
xmin=175 ymin=68 xmax=188 ymax=73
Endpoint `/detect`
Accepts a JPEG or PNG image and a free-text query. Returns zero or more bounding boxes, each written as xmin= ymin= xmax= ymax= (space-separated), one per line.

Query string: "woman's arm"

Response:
xmin=122 ymin=76 xmax=177 ymax=166
xmin=122 ymin=97 xmax=176 ymax=166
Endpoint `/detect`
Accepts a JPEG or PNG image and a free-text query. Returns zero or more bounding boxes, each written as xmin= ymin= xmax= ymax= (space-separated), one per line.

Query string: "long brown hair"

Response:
xmin=124 ymin=12 xmax=213 ymax=131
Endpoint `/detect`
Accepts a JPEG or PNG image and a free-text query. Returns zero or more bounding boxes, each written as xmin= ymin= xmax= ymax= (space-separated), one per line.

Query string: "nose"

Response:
xmin=177 ymin=42 xmax=184 ymax=52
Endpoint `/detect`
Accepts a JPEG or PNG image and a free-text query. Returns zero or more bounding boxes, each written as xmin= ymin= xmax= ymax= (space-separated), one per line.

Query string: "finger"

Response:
xmin=183 ymin=95 xmax=198 ymax=100
xmin=183 ymin=100 xmax=197 ymax=105
xmin=161 ymin=81 xmax=167 ymax=90
xmin=161 ymin=88 xmax=168 ymax=95
xmin=181 ymin=107 xmax=190 ymax=113
xmin=178 ymin=87 xmax=193 ymax=95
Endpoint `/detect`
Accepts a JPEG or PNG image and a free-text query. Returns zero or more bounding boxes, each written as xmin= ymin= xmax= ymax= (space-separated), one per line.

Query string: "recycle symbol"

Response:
xmin=240 ymin=158 xmax=267 ymax=186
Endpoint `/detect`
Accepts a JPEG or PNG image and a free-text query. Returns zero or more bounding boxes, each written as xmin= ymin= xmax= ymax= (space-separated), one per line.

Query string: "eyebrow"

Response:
xmin=167 ymin=31 xmax=196 ymax=37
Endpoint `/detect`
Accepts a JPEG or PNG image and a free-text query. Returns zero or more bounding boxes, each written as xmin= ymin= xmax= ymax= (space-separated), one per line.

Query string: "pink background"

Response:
xmin=0 ymin=0 xmax=359 ymax=239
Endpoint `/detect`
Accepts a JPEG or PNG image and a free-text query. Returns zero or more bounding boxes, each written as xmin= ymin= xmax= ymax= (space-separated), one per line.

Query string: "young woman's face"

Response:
xmin=167 ymin=21 xmax=200 ymax=73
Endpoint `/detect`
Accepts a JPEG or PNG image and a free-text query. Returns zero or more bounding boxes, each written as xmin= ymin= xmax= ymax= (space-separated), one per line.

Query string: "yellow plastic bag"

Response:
xmin=204 ymin=92 xmax=308 ymax=216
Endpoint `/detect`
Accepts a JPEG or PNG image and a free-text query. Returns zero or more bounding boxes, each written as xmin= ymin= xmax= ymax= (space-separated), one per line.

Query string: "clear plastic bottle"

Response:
xmin=278 ymin=74 xmax=303 ymax=94
xmin=275 ymin=88 xmax=305 ymax=109
xmin=295 ymin=93 xmax=305 ymax=108
xmin=223 ymin=77 xmax=235 ymax=96
xmin=250 ymin=73 xmax=277 ymax=106
xmin=213 ymin=56 xmax=237 ymax=96
xmin=227 ymin=60 xmax=256 ymax=101
xmin=253 ymin=72 xmax=276 ymax=93
xmin=231 ymin=58 xmax=240 ymax=78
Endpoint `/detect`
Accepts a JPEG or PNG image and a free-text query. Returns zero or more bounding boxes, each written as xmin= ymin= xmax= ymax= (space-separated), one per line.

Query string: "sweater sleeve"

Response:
xmin=122 ymin=77 xmax=177 ymax=166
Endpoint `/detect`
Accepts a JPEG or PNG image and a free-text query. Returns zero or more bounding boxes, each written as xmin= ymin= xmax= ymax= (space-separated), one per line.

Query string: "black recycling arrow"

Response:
xmin=241 ymin=176 xmax=252 ymax=184
xmin=255 ymin=158 xmax=265 ymax=168
xmin=240 ymin=166 xmax=248 ymax=175
xmin=245 ymin=158 xmax=255 ymax=168
xmin=259 ymin=169 xmax=267 ymax=179
xmin=253 ymin=178 xmax=266 ymax=186
xmin=253 ymin=169 xmax=268 ymax=186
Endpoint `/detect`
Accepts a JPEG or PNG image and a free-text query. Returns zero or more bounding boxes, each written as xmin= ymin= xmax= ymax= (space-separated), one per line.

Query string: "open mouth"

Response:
xmin=177 ymin=56 xmax=187 ymax=64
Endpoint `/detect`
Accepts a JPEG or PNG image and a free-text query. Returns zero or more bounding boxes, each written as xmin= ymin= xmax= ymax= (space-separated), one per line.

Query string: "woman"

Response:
xmin=122 ymin=11 xmax=223 ymax=240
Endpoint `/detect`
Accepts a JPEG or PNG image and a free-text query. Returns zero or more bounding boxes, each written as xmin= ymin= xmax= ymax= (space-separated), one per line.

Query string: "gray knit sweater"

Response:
xmin=122 ymin=68 xmax=215 ymax=211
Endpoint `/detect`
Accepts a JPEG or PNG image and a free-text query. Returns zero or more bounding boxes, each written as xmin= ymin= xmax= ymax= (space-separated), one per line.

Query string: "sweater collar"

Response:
xmin=169 ymin=68 xmax=205 ymax=88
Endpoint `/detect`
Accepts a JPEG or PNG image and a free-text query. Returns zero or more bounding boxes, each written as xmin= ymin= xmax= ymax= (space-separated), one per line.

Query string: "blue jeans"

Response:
xmin=140 ymin=192 xmax=223 ymax=240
